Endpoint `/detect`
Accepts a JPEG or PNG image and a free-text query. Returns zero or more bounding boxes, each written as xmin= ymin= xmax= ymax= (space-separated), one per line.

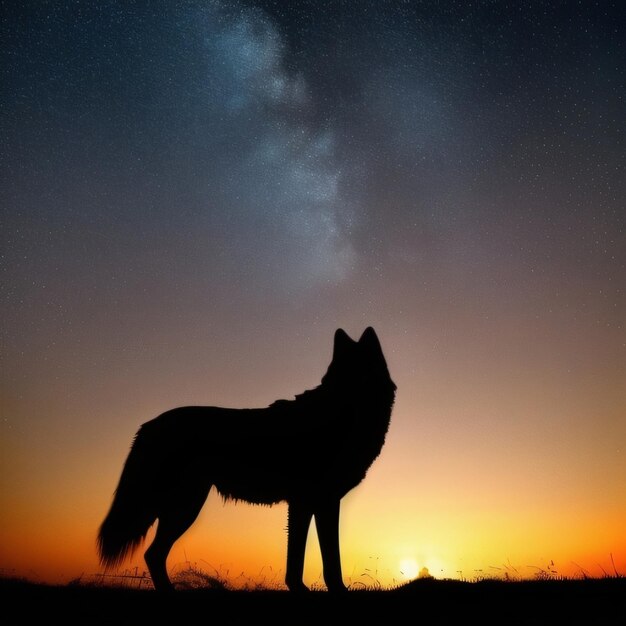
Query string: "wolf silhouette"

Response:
xmin=97 ymin=327 xmax=396 ymax=592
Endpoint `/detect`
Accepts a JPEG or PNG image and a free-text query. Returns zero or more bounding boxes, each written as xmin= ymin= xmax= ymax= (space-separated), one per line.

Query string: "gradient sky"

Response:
xmin=1 ymin=1 xmax=624 ymax=587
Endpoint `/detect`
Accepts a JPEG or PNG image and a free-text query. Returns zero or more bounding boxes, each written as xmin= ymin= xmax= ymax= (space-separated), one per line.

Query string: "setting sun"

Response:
xmin=399 ymin=559 xmax=419 ymax=580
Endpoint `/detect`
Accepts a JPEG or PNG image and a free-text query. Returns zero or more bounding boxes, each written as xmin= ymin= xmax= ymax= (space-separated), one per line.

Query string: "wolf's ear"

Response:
xmin=333 ymin=328 xmax=354 ymax=358
xmin=359 ymin=327 xmax=383 ymax=354
xmin=359 ymin=326 xmax=378 ymax=343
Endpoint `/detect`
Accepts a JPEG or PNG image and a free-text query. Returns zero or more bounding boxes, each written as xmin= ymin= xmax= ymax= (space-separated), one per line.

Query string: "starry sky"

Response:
xmin=1 ymin=1 xmax=624 ymax=586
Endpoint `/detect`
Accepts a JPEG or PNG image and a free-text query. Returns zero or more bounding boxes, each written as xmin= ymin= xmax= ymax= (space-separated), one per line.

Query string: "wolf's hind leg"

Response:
xmin=315 ymin=499 xmax=347 ymax=592
xmin=145 ymin=485 xmax=210 ymax=592
xmin=285 ymin=502 xmax=313 ymax=592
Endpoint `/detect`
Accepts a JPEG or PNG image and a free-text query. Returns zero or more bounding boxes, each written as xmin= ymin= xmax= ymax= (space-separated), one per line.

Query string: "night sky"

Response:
xmin=1 ymin=1 xmax=624 ymax=586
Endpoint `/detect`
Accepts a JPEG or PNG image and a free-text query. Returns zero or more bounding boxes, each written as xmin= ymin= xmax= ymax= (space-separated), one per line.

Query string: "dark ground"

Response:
xmin=2 ymin=576 xmax=625 ymax=625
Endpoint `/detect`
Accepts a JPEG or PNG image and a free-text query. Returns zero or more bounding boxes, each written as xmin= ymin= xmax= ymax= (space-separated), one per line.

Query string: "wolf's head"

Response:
xmin=321 ymin=327 xmax=397 ymax=402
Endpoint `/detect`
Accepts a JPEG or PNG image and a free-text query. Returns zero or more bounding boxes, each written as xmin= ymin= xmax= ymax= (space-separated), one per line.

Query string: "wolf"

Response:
xmin=97 ymin=327 xmax=396 ymax=592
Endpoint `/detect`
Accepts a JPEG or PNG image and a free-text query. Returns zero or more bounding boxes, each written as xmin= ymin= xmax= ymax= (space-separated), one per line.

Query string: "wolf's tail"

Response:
xmin=97 ymin=425 xmax=159 ymax=570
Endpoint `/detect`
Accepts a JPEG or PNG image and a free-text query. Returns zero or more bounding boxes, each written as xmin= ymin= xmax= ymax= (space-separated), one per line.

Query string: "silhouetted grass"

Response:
xmin=2 ymin=573 xmax=624 ymax=625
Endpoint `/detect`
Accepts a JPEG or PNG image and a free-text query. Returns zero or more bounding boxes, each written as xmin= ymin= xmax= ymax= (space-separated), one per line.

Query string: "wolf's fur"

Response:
xmin=97 ymin=327 xmax=396 ymax=592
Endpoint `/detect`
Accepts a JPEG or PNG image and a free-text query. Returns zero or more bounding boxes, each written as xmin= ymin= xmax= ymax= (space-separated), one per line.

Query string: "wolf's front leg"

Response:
xmin=285 ymin=502 xmax=313 ymax=592
xmin=315 ymin=499 xmax=347 ymax=592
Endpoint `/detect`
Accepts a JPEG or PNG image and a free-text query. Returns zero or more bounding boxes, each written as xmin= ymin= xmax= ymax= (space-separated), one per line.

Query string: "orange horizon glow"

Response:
xmin=1 ymin=491 xmax=624 ymax=588
xmin=2 ymin=395 xmax=625 ymax=589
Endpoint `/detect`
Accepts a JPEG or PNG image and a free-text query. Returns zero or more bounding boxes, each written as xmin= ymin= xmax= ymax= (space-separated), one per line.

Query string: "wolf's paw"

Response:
xmin=326 ymin=581 xmax=348 ymax=593
xmin=286 ymin=580 xmax=310 ymax=593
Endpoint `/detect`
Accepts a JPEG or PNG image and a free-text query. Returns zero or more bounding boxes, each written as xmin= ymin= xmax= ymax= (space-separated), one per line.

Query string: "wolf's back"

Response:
xmin=97 ymin=424 xmax=160 ymax=569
